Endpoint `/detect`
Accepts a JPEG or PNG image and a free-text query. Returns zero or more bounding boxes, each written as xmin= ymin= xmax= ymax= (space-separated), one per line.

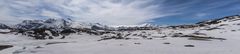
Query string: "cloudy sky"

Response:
xmin=0 ymin=0 xmax=239 ymax=25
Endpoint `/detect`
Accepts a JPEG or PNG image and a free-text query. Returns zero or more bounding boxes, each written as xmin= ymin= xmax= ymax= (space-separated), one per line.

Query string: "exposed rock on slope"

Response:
xmin=0 ymin=23 xmax=10 ymax=29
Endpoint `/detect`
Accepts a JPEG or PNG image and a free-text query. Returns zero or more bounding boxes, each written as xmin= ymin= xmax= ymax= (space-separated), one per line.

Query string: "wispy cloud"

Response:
xmin=0 ymin=0 xmax=177 ymax=25
xmin=0 ymin=0 xmax=239 ymax=25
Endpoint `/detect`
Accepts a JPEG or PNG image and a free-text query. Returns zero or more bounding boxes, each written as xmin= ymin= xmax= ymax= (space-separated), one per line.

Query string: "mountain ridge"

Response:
xmin=0 ymin=15 xmax=239 ymax=31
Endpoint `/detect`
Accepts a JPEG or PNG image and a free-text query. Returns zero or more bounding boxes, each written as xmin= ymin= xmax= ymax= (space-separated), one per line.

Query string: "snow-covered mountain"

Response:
xmin=196 ymin=15 xmax=240 ymax=26
xmin=13 ymin=20 xmax=45 ymax=30
xmin=12 ymin=18 xmax=112 ymax=31
xmin=110 ymin=23 xmax=160 ymax=28
xmin=1 ymin=15 xmax=240 ymax=54
xmin=0 ymin=23 xmax=10 ymax=29
xmin=167 ymin=15 xmax=240 ymax=29
xmin=0 ymin=23 xmax=11 ymax=32
xmin=139 ymin=23 xmax=160 ymax=27
xmin=109 ymin=23 xmax=161 ymax=31
xmin=5 ymin=15 xmax=240 ymax=32
xmin=13 ymin=19 xmax=72 ymax=30
xmin=70 ymin=22 xmax=112 ymax=30
xmin=41 ymin=18 xmax=72 ymax=29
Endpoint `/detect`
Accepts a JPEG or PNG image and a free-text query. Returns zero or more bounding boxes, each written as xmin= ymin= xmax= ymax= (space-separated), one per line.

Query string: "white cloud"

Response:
xmin=51 ymin=0 xmax=173 ymax=25
xmin=195 ymin=13 xmax=209 ymax=17
xmin=0 ymin=0 xmax=176 ymax=25
xmin=0 ymin=1 xmax=22 ymax=24
xmin=41 ymin=10 xmax=62 ymax=19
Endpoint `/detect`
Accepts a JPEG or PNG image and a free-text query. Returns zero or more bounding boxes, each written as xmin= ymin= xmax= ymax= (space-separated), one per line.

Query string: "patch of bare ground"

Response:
xmin=181 ymin=35 xmax=226 ymax=41
xmin=0 ymin=45 xmax=13 ymax=51
xmin=45 ymin=42 xmax=69 ymax=45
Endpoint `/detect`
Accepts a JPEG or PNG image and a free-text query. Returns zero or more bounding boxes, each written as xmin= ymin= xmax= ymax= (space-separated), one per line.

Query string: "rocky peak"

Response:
xmin=0 ymin=23 xmax=10 ymax=29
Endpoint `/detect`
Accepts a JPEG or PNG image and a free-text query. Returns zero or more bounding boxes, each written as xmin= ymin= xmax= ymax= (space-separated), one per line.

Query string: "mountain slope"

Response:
xmin=0 ymin=23 xmax=10 ymax=29
xmin=0 ymin=15 xmax=240 ymax=54
xmin=196 ymin=15 xmax=240 ymax=26
xmin=0 ymin=23 xmax=10 ymax=32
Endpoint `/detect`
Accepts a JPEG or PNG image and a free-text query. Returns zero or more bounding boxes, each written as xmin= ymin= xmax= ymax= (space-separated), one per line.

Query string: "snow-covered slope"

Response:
xmin=70 ymin=22 xmax=115 ymax=31
xmin=196 ymin=15 xmax=240 ymax=26
xmin=0 ymin=15 xmax=240 ymax=54
xmin=12 ymin=18 xmax=112 ymax=31
xmin=0 ymin=23 xmax=11 ymax=33
xmin=13 ymin=19 xmax=71 ymax=30
xmin=41 ymin=18 xmax=71 ymax=29
xmin=13 ymin=20 xmax=44 ymax=30
xmin=110 ymin=23 xmax=160 ymax=28
xmin=0 ymin=23 xmax=10 ymax=29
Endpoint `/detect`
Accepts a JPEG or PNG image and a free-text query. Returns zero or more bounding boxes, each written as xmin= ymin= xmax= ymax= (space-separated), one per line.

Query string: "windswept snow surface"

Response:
xmin=1 ymin=22 xmax=240 ymax=54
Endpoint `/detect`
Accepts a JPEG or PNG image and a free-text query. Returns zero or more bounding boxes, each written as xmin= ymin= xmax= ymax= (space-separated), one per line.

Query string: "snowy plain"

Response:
xmin=1 ymin=17 xmax=240 ymax=54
